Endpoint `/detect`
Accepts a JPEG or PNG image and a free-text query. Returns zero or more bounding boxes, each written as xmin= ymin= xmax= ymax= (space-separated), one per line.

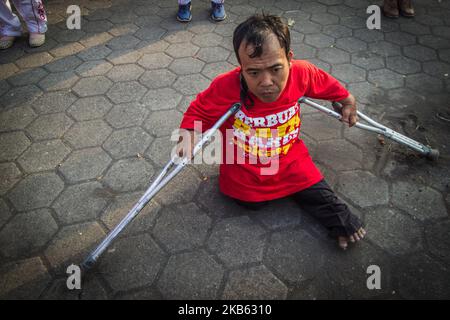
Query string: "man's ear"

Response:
xmin=288 ymin=50 xmax=294 ymax=64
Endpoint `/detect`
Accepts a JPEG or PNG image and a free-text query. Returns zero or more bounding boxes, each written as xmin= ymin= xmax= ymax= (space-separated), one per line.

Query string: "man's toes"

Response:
xmin=349 ymin=235 xmax=356 ymax=243
xmin=338 ymin=237 xmax=348 ymax=250
xmin=358 ymin=229 xmax=366 ymax=239
xmin=353 ymin=233 xmax=361 ymax=241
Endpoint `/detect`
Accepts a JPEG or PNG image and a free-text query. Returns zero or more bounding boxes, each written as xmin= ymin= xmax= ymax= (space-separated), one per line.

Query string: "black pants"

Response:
xmin=234 ymin=179 xmax=363 ymax=237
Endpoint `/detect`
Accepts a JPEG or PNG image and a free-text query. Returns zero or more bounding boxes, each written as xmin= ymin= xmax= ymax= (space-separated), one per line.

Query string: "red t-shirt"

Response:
xmin=180 ymin=60 xmax=349 ymax=202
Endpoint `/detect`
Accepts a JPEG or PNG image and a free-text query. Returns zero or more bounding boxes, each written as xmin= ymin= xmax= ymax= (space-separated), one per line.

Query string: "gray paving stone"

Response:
xmin=196 ymin=46 xmax=231 ymax=63
xmin=169 ymin=57 xmax=205 ymax=75
xmin=77 ymin=45 xmax=112 ymax=62
xmin=106 ymin=64 xmax=144 ymax=82
xmin=265 ymin=228 xmax=326 ymax=283
xmin=157 ymin=250 xmax=224 ymax=299
xmin=108 ymin=23 xmax=139 ymax=37
xmin=332 ymin=63 xmax=366 ymax=83
xmin=165 ymin=42 xmax=200 ymax=59
xmin=141 ymin=87 xmax=183 ymax=111
xmin=143 ymin=109 xmax=183 ymax=137
xmin=311 ymin=12 xmax=339 ymax=25
xmin=353 ymin=28 xmax=384 ymax=43
xmin=385 ymin=31 xmax=416 ymax=46
xmin=202 ymin=61 xmax=235 ymax=79
xmin=397 ymin=253 xmax=450 ymax=299
xmin=7 ymin=68 xmax=48 ymax=86
xmin=340 ymin=15 xmax=366 ymax=29
xmin=425 ymin=220 xmax=450 ymax=265
xmin=106 ymin=35 xmax=140 ymax=50
xmin=8 ymin=172 xmax=64 ymax=212
xmin=100 ymin=192 xmax=161 ymax=237
xmin=0 ymin=80 xmax=10 ymax=98
xmin=0 ymin=63 xmax=18 ymax=80
xmin=400 ymin=21 xmax=431 ymax=36
xmin=172 ymin=74 xmax=211 ymax=95
xmin=369 ymin=39 xmax=403 ymax=58
xmin=44 ymin=222 xmax=106 ymax=271
xmin=16 ymin=52 xmax=53 ymax=69
xmin=291 ymin=43 xmax=317 ymax=59
xmin=406 ymin=73 xmax=443 ymax=93
xmin=368 ymin=69 xmax=404 ymax=89
xmin=316 ymin=139 xmax=363 ymax=171
xmin=294 ymin=20 xmax=323 ymax=35
xmin=0 ymin=198 xmax=11 ymax=228
xmin=50 ymin=42 xmax=84 ymax=58
xmin=103 ymin=158 xmax=154 ymax=192
xmin=301 ymin=113 xmax=343 ymax=141
xmin=0 ymin=163 xmax=22 ymax=195
xmin=192 ymin=33 xmax=223 ymax=47
xmin=419 ymin=35 xmax=449 ymax=50
xmin=251 ymin=198 xmax=303 ymax=230
xmin=338 ymin=171 xmax=389 ymax=207
xmin=335 ymin=37 xmax=368 ymax=53
xmin=0 ymin=105 xmax=36 ymax=132
xmin=75 ymin=60 xmax=113 ymax=77
xmin=64 ymin=119 xmax=112 ymax=149
xmin=0 ymin=209 xmax=58 ymax=258
xmin=106 ymin=49 xmax=143 ymax=65
xmin=134 ymin=26 xmax=166 ymax=41
xmin=139 ymin=69 xmax=177 ymax=89
xmin=32 ymin=91 xmax=77 ymax=115
xmin=164 ymin=31 xmax=194 ymax=44
xmin=365 ymin=207 xmax=423 ymax=255
xmin=305 ymin=34 xmax=335 ymax=48
xmin=322 ymin=24 xmax=352 ymax=38
xmin=0 ymin=131 xmax=31 ymax=162
xmin=17 ymin=140 xmax=70 ymax=173
xmin=317 ymin=47 xmax=350 ymax=64
xmin=83 ymin=19 xmax=114 ymax=33
xmin=68 ymin=96 xmax=112 ymax=121
xmin=348 ymin=82 xmax=385 ymax=104
xmin=351 ymin=51 xmax=385 ymax=70
xmin=103 ymin=127 xmax=153 ymax=159
xmin=72 ymin=76 xmax=113 ymax=97
xmin=38 ymin=70 xmax=80 ymax=92
xmin=404 ymin=45 xmax=437 ymax=62
xmin=391 ymin=181 xmax=447 ymax=221
xmin=0 ymin=257 xmax=51 ymax=299
xmin=386 ymin=56 xmax=421 ymax=75
xmin=79 ymin=32 xmax=113 ymax=48
xmin=138 ymin=53 xmax=173 ymax=69
xmin=60 ymin=147 xmax=111 ymax=183
xmin=137 ymin=40 xmax=169 ymax=54
xmin=99 ymin=233 xmax=166 ymax=292
xmin=145 ymin=136 xmax=176 ymax=167
xmin=105 ymin=102 xmax=149 ymax=128
xmin=222 ymin=265 xmax=288 ymax=299
xmin=52 ymin=181 xmax=109 ymax=225
xmin=45 ymin=56 xmax=83 ymax=73
xmin=154 ymin=166 xmax=201 ymax=205
xmin=153 ymin=203 xmax=211 ymax=252
xmin=208 ymin=216 xmax=266 ymax=267
xmin=106 ymin=81 xmax=147 ymax=104
xmin=423 ymin=61 xmax=450 ymax=78
xmin=324 ymin=241 xmax=392 ymax=298
xmin=26 ymin=113 xmax=73 ymax=141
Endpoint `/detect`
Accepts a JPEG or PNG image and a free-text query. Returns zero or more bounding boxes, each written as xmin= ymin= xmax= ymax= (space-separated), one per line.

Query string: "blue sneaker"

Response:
xmin=211 ymin=2 xmax=226 ymax=21
xmin=177 ymin=2 xmax=192 ymax=22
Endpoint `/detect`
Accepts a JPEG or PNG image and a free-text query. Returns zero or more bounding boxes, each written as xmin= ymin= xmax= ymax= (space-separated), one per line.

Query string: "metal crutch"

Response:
xmin=82 ymin=102 xmax=242 ymax=270
xmin=299 ymin=97 xmax=439 ymax=160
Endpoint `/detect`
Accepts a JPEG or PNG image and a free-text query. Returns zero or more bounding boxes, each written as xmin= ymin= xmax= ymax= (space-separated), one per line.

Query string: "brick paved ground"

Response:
xmin=0 ymin=0 xmax=449 ymax=299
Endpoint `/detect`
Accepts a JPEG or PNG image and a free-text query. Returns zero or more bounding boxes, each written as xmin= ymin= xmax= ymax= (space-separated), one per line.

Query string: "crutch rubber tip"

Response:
xmin=427 ymin=149 xmax=439 ymax=161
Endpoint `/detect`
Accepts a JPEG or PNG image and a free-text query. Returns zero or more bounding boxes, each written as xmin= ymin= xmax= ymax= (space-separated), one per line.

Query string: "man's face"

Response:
xmin=238 ymin=33 xmax=292 ymax=103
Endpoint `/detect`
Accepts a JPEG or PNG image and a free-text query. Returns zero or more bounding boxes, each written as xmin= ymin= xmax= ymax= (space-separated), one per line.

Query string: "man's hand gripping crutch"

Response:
xmin=81 ymin=102 xmax=242 ymax=270
xmin=299 ymin=96 xmax=439 ymax=160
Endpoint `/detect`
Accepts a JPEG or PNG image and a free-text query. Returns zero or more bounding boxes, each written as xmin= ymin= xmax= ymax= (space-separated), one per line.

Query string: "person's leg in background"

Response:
xmin=291 ymin=179 xmax=366 ymax=250
xmin=0 ymin=0 xmax=22 ymax=49
xmin=177 ymin=0 xmax=192 ymax=22
xmin=11 ymin=0 xmax=47 ymax=47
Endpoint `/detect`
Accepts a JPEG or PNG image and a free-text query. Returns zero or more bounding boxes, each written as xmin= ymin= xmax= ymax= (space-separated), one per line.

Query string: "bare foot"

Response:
xmin=338 ymin=227 xmax=366 ymax=250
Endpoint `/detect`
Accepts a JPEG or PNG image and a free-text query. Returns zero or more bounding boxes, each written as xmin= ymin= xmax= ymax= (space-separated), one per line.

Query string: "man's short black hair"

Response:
xmin=233 ymin=14 xmax=291 ymax=64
